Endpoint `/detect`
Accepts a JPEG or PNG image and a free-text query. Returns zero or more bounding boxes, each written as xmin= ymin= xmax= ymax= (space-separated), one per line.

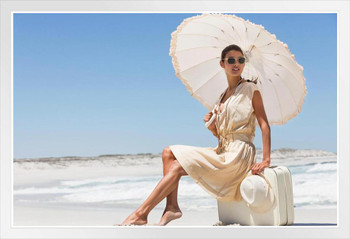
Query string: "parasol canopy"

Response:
xmin=169 ymin=13 xmax=307 ymax=125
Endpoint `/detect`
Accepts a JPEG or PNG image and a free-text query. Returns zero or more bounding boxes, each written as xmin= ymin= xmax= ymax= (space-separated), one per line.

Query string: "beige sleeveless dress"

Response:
xmin=169 ymin=81 xmax=260 ymax=202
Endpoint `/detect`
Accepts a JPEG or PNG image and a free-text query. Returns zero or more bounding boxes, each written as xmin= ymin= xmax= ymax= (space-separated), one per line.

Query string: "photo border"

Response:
xmin=1 ymin=0 xmax=349 ymax=238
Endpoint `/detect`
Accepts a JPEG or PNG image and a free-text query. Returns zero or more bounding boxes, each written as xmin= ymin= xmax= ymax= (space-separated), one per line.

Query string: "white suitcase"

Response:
xmin=217 ymin=166 xmax=294 ymax=226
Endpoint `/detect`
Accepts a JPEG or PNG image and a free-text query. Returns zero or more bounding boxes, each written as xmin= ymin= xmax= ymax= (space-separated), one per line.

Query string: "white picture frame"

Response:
xmin=1 ymin=0 xmax=349 ymax=238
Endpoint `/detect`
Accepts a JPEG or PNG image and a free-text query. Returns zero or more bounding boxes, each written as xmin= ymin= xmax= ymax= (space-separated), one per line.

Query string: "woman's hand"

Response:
xmin=203 ymin=112 xmax=214 ymax=123
xmin=204 ymin=111 xmax=218 ymax=137
xmin=204 ymin=108 xmax=219 ymax=123
xmin=251 ymin=160 xmax=270 ymax=175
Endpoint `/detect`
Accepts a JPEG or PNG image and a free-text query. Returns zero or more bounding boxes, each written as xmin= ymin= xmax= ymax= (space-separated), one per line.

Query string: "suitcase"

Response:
xmin=217 ymin=166 xmax=294 ymax=226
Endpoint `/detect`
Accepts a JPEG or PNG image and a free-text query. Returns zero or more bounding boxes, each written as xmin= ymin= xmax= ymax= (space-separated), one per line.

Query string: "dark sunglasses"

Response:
xmin=224 ymin=57 xmax=246 ymax=64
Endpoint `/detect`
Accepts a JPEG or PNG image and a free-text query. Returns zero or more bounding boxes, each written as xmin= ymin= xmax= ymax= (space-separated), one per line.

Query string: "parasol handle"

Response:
xmin=205 ymin=114 xmax=216 ymax=128
xmin=205 ymin=107 xmax=217 ymax=128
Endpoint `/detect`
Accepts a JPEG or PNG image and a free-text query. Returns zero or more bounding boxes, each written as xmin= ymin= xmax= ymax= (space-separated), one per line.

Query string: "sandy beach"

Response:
xmin=13 ymin=152 xmax=337 ymax=227
xmin=13 ymin=202 xmax=337 ymax=227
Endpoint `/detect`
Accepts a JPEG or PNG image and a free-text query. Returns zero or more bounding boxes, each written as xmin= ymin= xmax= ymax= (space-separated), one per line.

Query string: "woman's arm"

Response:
xmin=251 ymin=90 xmax=271 ymax=175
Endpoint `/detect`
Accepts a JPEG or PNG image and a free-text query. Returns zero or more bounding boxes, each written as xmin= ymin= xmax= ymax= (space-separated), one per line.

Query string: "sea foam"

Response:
xmin=14 ymin=149 xmax=337 ymax=210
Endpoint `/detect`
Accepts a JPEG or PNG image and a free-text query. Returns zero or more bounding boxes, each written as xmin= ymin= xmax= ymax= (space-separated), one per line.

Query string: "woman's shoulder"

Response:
xmin=241 ymin=79 xmax=259 ymax=90
xmin=240 ymin=79 xmax=260 ymax=100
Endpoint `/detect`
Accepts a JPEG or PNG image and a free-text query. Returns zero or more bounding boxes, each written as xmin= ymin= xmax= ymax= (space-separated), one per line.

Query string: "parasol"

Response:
xmin=169 ymin=13 xmax=307 ymax=125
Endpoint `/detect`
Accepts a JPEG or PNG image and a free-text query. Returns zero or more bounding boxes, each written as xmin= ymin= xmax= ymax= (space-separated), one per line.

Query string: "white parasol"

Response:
xmin=169 ymin=13 xmax=307 ymax=125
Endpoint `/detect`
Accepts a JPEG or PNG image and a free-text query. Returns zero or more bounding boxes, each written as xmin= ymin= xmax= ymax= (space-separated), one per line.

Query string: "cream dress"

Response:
xmin=169 ymin=81 xmax=260 ymax=202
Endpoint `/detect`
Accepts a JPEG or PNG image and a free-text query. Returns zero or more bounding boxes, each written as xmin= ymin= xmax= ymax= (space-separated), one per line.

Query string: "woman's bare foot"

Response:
xmin=114 ymin=211 xmax=148 ymax=226
xmin=158 ymin=207 xmax=182 ymax=226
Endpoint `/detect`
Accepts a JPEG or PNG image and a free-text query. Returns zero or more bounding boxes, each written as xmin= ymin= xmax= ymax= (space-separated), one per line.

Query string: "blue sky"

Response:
xmin=13 ymin=13 xmax=337 ymax=158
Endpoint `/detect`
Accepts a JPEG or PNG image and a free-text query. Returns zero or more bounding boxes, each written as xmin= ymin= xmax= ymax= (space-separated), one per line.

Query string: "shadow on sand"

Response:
xmin=292 ymin=223 xmax=337 ymax=226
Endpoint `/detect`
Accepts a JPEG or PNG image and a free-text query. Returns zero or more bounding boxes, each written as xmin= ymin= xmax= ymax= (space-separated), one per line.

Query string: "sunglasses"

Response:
xmin=223 ymin=57 xmax=246 ymax=64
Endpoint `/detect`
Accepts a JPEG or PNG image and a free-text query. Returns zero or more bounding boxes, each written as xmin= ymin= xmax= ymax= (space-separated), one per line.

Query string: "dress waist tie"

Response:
xmin=217 ymin=133 xmax=254 ymax=154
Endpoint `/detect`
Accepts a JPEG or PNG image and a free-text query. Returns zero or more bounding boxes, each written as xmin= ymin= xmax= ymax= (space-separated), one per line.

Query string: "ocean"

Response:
xmin=13 ymin=148 xmax=337 ymax=212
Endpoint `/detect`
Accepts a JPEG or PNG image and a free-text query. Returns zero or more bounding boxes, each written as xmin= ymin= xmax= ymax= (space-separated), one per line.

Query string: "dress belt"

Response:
xmin=220 ymin=133 xmax=253 ymax=143
xmin=217 ymin=133 xmax=254 ymax=154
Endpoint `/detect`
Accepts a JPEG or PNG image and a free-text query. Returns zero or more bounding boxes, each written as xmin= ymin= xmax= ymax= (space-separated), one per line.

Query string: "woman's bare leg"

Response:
xmin=115 ymin=159 xmax=187 ymax=226
xmin=158 ymin=147 xmax=184 ymax=225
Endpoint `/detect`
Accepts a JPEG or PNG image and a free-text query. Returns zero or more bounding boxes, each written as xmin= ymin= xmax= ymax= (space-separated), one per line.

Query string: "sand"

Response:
xmin=13 ymin=202 xmax=337 ymax=227
xmin=12 ymin=157 xmax=337 ymax=227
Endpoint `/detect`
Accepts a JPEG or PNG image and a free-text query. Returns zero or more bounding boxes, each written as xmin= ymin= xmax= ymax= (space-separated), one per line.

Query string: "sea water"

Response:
xmin=13 ymin=148 xmax=337 ymax=211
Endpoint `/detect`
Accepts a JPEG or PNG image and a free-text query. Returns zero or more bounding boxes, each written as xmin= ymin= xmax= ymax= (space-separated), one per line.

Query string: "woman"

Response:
xmin=116 ymin=44 xmax=271 ymax=226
